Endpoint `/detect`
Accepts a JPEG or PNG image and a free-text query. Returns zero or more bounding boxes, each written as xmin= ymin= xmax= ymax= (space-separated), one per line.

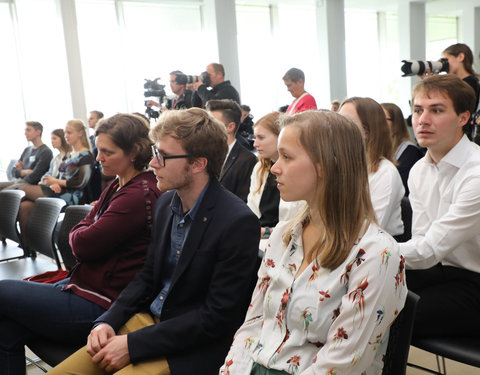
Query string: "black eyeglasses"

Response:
xmin=151 ymin=145 xmax=190 ymax=167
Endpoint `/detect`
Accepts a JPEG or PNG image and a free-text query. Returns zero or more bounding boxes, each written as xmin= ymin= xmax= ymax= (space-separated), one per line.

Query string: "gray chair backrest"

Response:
xmin=25 ymin=197 xmax=65 ymax=268
xmin=6 ymin=159 xmax=17 ymax=181
xmin=0 ymin=190 xmax=25 ymax=244
xmin=57 ymin=205 xmax=93 ymax=270
xmin=382 ymin=290 xmax=420 ymax=375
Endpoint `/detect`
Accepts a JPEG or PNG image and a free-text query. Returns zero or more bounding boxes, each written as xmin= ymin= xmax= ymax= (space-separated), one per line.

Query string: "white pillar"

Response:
xmin=398 ymin=1 xmax=426 ymax=115
xmin=462 ymin=6 xmax=480 ymax=73
xmin=57 ymin=0 xmax=87 ymax=122
xmin=202 ymin=0 xmax=241 ymax=100
xmin=316 ymin=0 xmax=347 ymax=103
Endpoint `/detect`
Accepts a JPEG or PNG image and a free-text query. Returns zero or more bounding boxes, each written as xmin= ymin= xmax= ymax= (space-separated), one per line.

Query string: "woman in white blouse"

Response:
xmin=248 ymin=112 xmax=303 ymax=240
xmin=220 ymin=111 xmax=407 ymax=375
xmin=339 ymin=97 xmax=405 ymax=238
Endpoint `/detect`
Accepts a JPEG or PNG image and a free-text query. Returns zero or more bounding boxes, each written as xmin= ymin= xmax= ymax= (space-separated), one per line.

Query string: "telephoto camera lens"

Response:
xmin=400 ymin=58 xmax=449 ymax=77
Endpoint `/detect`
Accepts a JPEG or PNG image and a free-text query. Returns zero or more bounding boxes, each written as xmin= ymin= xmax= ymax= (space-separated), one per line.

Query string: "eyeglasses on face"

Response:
xmin=151 ymin=145 xmax=190 ymax=167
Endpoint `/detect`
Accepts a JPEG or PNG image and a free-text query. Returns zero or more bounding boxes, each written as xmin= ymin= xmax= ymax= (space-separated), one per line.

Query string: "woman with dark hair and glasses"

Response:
xmin=0 ymin=113 xmax=161 ymax=374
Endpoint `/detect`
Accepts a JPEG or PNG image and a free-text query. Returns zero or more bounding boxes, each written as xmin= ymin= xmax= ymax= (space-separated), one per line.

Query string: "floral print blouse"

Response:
xmin=220 ymin=220 xmax=407 ymax=375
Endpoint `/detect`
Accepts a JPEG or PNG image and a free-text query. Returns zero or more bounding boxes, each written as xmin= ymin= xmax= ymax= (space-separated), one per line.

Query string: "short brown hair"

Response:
xmin=90 ymin=110 xmax=104 ymax=120
xmin=209 ymin=63 xmax=225 ymax=77
xmin=26 ymin=121 xmax=43 ymax=136
xmin=282 ymin=67 xmax=305 ymax=83
xmin=150 ymin=108 xmax=228 ymax=179
xmin=340 ymin=97 xmax=394 ymax=173
xmin=412 ymin=74 xmax=476 ymax=116
xmin=96 ymin=113 xmax=152 ymax=171
xmin=206 ymin=99 xmax=242 ymax=133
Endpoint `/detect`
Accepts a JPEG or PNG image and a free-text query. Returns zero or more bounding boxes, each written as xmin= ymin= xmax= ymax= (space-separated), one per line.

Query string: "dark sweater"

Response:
xmin=64 ymin=171 xmax=161 ymax=309
xmin=12 ymin=144 xmax=53 ymax=184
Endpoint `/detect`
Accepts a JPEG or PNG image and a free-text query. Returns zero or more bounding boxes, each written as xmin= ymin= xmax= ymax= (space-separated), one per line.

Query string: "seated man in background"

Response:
xmin=0 ymin=121 xmax=52 ymax=190
xmin=87 ymin=110 xmax=106 ymax=202
xmin=49 ymin=108 xmax=260 ymax=375
xmin=87 ymin=110 xmax=104 ymax=153
xmin=207 ymin=99 xmax=257 ymax=202
xmin=400 ymin=74 xmax=480 ymax=338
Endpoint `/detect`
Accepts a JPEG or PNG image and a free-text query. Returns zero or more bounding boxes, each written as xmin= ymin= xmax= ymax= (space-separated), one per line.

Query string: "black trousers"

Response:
xmin=407 ymin=264 xmax=480 ymax=339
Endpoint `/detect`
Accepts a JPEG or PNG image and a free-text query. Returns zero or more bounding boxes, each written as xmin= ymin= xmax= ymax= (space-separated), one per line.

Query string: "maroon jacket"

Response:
xmin=64 ymin=170 xmax=161 ymax=309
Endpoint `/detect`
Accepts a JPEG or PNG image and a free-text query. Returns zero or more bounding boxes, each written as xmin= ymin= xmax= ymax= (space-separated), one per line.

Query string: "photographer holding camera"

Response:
xmin=403 ymin=43 xmax=480 ymax=110
xmin=441 ymin=44 xmax=480 ymax=110
xmin=192 ymin=63 xmax=240 ymax=107
xmin=146 ymin=71 xmax=195 ymax=110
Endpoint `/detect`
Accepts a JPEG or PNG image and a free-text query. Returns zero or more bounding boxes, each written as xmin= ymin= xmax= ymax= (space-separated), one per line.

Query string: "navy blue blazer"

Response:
xmin=219 ymin=141 xmax=257 ymax=202
xmin=94 ymin=178 xmax=260 ymax=375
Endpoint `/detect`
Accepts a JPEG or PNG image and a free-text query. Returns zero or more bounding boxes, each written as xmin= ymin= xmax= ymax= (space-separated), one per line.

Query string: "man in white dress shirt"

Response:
xmin=400 ymin=74 xmax=480 ymax=338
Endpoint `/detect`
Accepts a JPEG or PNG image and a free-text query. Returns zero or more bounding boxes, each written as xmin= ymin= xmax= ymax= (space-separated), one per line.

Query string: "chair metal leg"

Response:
xmin=26 ymin=355 xmax=49 ymax=373
xmin=407 ymin=355 xmax=447 ymax=375
xmin=434 ymin=355 xmax=447 ymax=375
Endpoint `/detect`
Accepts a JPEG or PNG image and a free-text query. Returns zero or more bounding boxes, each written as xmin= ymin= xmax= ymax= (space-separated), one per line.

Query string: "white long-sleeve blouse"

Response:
xmin=220 ymin=220 xmax=407 ymax=375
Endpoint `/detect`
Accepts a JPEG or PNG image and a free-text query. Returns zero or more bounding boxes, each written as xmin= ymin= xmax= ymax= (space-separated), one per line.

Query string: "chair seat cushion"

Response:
xmin=413 ymin=337 xmax=480 ymax=367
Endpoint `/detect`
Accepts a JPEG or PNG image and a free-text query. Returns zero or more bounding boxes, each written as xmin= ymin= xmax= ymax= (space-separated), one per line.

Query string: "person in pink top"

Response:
xmin=282 ymin=67 xmax=317 ymax=114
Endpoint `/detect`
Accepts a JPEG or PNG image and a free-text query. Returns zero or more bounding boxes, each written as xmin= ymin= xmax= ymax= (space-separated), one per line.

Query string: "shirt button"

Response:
xmin=177 ymin=250 xmax=181 ymax=255
xmin=159 ymin=296 xmax=164 ymax=300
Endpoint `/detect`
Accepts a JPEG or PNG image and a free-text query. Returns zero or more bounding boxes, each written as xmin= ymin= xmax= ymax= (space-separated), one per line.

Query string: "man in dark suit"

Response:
xmin=207 ymin=99 xmax=257 ymax=202
xmin=49 ymin=108 xmax=260 ymax=375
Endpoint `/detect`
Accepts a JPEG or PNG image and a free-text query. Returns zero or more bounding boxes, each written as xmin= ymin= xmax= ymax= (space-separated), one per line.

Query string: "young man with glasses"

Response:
xmin=49 ymin=108 xmax=260 ymax=375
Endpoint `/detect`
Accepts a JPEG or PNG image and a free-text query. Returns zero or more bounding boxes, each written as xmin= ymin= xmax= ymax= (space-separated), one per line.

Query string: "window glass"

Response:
xmin=15 ymin=0 xmax=72 ymax=126
xmin=345 ymin=9 xmax=381 ymax=99
xmin=75 ymin=0 xmax=125 ymax=117
xmin=76 ymin=0 xmax=206 ymax=119
xmin=277 ymin=4 xmax=322 ymax=111
xmin=236 ymin=4 xmax=274 ymax=118
xmin=121 ymin=1 xmax=205 ymax=115
xmin=0 ymin=0 xmax=71 ymax=172
xmin=0 ymin=3 xmax=24 ymax=173
xmin=380 ymin=12 xmax=401 ymax=105
xmin=426 ymin=15 xmax=457 ymax=59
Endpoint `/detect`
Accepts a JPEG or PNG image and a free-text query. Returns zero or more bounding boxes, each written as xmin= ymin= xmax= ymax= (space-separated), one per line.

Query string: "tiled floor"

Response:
xmin=407 ymin=346 xmax=479 ymax=374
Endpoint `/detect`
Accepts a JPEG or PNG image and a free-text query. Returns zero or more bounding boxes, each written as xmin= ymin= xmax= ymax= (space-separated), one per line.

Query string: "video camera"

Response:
xmin=401 ymin=58 xmax=449 ymax=77
xmin=144 ymin=77 xmax=166 ymax=120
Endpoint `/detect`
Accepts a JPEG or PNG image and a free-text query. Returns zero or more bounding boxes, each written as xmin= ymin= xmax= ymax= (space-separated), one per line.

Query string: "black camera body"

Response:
xmin=401 ymin=58 xmax=449 ymax=77
xmin=176 ymin=71 xmax=211 ymax=87
xmin=144 ymin=77 xmax=166 ymax=120
xmin=144 ymin=77 xmax=166 ymax=98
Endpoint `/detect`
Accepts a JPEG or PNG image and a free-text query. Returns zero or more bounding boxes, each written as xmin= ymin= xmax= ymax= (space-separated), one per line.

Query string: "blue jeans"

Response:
xmin=0 ymin=278 xmax=106 ymax=375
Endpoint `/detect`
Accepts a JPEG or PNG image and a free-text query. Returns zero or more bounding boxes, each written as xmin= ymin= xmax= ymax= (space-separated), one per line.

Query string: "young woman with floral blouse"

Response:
xmin=220 ymin=111 xmax=407 ymax=375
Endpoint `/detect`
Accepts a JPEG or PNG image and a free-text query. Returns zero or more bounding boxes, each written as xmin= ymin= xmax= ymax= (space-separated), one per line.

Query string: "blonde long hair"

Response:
xmin=66 ymin=119 xmax=91 ymax=151
xmin=281 ymin=111 xmax=377 ymax=270
xmin=253 ymin=111 xmax=281 ymax=194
